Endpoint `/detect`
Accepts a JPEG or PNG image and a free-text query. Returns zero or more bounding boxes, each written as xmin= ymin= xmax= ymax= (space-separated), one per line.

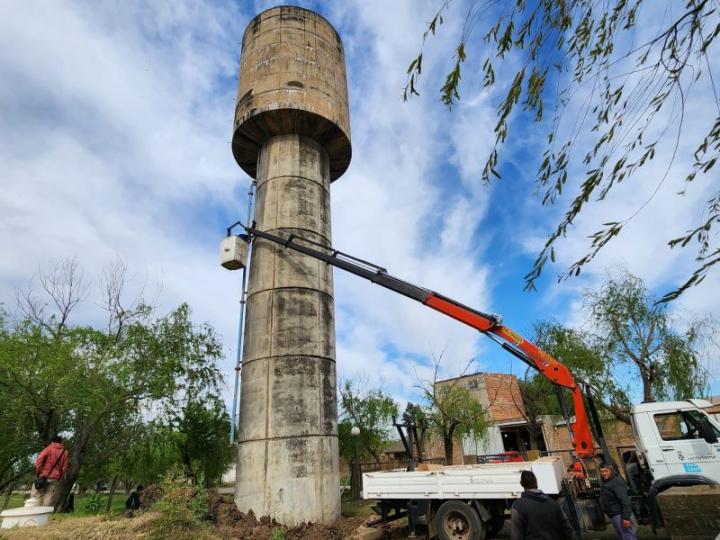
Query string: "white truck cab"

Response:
xmin=630 ymin=399 xmax=720 ymax=483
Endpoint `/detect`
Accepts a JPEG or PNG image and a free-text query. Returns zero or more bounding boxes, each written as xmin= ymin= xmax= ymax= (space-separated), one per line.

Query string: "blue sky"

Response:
xmin=1 ymin=0 xmax=718 ymax=415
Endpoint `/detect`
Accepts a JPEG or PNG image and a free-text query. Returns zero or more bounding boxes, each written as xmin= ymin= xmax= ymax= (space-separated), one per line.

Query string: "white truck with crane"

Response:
xmin=222 ymin=223 xmax=720 ymax=539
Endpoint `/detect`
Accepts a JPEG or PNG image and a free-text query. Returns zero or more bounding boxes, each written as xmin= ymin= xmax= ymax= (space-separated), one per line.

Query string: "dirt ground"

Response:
xmin=210 ymin=493 xmax=369 ymax=539
xmin=209 ymin=493 xmax=667 ymax=539
xmin=1 ymin=493 xmax=669 ymax=540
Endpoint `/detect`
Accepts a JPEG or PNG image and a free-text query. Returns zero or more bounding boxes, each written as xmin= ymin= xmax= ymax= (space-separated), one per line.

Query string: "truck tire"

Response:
xmin=436 ymin=500 xmax=485 ymax=540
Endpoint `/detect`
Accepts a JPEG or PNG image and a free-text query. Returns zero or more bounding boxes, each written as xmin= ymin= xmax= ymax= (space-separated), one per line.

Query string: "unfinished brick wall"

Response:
xmin=431 ymin=372 xmax=527 ymax=463
xmin=435 ymin=372 xmax=526 ymax=423
xmin=482 ymin=373 xmax=526 ymax=422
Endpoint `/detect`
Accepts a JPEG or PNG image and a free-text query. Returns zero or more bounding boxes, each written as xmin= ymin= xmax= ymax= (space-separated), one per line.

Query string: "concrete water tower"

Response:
xmin=231 ymin=6 xmax=351 ymax=525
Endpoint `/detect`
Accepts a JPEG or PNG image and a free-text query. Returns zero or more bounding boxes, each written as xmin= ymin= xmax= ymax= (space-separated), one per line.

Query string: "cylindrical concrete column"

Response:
xmin=236 ymin=134 xmax=337 ymax=524
xmin=232 ymin=6 xmax=351 ymax=525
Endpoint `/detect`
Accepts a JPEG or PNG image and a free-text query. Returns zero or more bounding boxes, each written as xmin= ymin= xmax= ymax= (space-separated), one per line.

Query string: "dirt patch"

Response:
xmin=140 ymin=483 xmax=162 ymax=508
xmin=209 ymin=493 xmax=376 ymax=539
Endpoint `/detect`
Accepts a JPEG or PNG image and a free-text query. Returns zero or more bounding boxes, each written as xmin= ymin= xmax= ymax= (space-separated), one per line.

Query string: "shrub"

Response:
xmin=82 ymin=493 xmax=104 ymax=514
xmin=148 ymin=466 xmax=213 ymax=540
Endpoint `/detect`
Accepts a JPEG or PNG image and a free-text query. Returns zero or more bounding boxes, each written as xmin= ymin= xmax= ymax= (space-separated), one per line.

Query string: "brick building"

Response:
xmin=436 ymin=371 xmax=639 ymax=469
xmin=373 ymin=371 xmax=694 ymax=470
xmin=436 ymin=372 xmax=533 ymax=460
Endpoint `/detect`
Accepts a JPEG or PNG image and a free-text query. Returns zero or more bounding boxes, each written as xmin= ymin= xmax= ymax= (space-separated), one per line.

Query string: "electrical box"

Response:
xmin=220 ymin=236 xmax=248 ymax=270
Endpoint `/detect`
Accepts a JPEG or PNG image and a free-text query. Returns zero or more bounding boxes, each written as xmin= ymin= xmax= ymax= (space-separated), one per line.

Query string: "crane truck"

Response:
xmin=221 ymin=223 xmax=720 ymax=539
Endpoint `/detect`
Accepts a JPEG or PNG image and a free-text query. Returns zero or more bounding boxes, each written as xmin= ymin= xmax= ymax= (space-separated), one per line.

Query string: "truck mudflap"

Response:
xmin=647 ymin=474 xmax=719 ymax=532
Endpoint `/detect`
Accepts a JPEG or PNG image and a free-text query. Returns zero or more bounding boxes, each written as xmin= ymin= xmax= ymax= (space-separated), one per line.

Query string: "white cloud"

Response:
xmin=0 ymin=0 xmax=247 ymax=404
xmin=2 ymin=0 xmax=716 ymax=424
xmin=0 ymin=0 xmax=501 ymax=414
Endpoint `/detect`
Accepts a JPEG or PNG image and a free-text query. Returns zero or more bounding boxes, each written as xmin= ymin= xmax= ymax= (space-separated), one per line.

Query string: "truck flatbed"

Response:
xmin=362 ymin=456 xmax=565 ymax=500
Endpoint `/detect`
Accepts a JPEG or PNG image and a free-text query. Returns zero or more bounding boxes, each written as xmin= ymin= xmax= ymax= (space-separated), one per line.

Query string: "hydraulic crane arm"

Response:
xmin=235 ymin=223 xmax=595 ymax=457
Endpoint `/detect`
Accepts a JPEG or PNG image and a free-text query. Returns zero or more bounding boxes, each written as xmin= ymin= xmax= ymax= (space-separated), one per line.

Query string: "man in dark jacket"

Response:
xmin=599 ymin=463 xmax=637 ymax=540
xmin=510 ymin=470 xmax=575 ymax=540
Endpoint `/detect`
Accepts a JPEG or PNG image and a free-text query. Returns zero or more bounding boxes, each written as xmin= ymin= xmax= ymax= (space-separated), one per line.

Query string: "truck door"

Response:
xmin=651 ymin=410 xmax=720 ymax=481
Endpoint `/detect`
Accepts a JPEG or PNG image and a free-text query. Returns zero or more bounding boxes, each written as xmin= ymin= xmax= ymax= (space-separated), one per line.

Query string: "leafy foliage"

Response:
xmin=0 ymin=311 xmax=35 ymax=490
xmin=98 ymin=399 xmax=234 ymax=490
xmin=149 ymin=466 xmax=213 ymax=540
xmin=82 ymin=493 xmax=104 ymax=514
xmin=0 ymin=259 xmax=227 ymax=509
xmin=416 ymin=358 xmax=491 ymax=464
xmin=585 ymin=270 xmax=707 ymax=402
xmin=338 ymin=380 xmax=399 ymax=466
xmin=406 ymin=0 xmax=720 ymax=300
xmin=528 ymin=270 xmax=708 ymax=423
xmin=533 ymin=320 xmax=632 ymax=422
xmin=171 ymin=398 xmax=234 ymax=486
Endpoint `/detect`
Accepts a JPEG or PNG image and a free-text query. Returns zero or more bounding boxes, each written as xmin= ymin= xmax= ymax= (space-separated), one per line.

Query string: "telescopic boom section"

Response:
xmin=242 ymin=225 xmax=595 ymax=457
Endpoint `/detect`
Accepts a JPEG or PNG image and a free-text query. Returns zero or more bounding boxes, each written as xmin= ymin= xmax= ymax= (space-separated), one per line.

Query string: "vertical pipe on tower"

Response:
xmin=231 ymin=6 xmax=351 ymax=525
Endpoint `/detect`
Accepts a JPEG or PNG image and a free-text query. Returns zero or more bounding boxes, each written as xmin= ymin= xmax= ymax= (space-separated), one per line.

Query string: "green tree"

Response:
xmin=84 ymin=399 xmax=234 ymax=492
xmin=0 ymin=316 xmax=35 ymax=491
xmin=530 ymin=271 xmax=708 ymax=424
xmin=586 ymin=270 xmax=707 ymax=403
xmin=106 ymin=421 xmax=179 ymax=488
xmin=406 ymin=0 xmax=720 ymax=301
xmin=338 ymin=380 xmax=399 ymax=467
xmin=0 ymin=259 xmax=225 ymax=510
xmin=417 ymin=358 xmax=490 ymax=464
xmin=172 ymin=398 xmax=234 ymax=486
xmin=512 ymin=368 xmax=556 ymax=450
xmin=533 ymin=319 xmax=631 ymax=422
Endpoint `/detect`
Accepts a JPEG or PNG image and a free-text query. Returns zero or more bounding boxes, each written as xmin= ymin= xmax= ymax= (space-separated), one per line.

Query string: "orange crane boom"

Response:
xmin=231 ymin=223 xmax=596 ymax=457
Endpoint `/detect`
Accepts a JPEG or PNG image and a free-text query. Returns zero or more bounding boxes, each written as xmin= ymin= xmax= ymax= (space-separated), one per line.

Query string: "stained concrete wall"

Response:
xmin=236 ymin=135 xmax=338 ymax=524
xmin=233 ymin=5 xmax=350 ymax=526
xmin=232 ymin=6 xmax=351 ymax=180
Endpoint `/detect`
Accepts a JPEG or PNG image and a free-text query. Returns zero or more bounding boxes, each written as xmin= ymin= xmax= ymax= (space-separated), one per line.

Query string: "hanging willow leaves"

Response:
xmin=406 ymin=0 xmax=720 ymax=301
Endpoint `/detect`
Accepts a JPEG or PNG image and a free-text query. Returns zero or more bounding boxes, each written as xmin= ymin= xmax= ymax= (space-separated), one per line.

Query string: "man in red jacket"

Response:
xmin=31 ymin=435 xmax=69 ymax=507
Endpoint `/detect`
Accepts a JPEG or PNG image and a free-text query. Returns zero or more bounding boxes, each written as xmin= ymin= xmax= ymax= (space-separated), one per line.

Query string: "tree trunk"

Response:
xmin=106 ymin=475 xmax=118 ymax=512
xmin=528 ymin=430 xmax=539 ymax=451
xmin=180 ymin=443 xmax=198 ymax=484
xmin=50 ymin=430 xmax=90 ymax=512
xmin=53 ymin=468 xmax=79 ymax=513
xmin=443 ymin=434 xmax=454 ymax=465
xmin=2 ymin=484 xmax=14 ymax=511
xmin=639 ymin=366 xmax=655 ymax=403
xmin=368 ymin=448 xmax=382 ymax=468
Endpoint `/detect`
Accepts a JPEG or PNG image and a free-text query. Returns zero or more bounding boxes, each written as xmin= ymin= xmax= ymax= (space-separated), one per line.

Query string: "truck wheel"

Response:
xmin=436 ymin=500 xmax=485 ymax=540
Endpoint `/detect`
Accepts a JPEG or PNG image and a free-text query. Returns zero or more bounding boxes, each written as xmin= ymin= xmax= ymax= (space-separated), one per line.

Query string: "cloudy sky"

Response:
xmin=1 ymin=0 xmax=718 ymax=416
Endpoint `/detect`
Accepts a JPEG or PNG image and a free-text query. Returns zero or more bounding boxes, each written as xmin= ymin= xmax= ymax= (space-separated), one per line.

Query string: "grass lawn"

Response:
xmin=340 ymin=495 xmax=374 ymax=518
xmin=3 ymin=491 xmax=128 ymax=518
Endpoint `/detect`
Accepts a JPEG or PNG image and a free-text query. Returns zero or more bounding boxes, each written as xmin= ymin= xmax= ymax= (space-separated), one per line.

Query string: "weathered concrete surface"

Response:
xmin=232 ymin=5 xmax=351 ymax=180
xmin=234 ymin=6 xmax=351 ymax=524
xmin=235 ymin=133 xmax=343 ymax=525
xmin=657 ymin=485 xmax=720 ymax=539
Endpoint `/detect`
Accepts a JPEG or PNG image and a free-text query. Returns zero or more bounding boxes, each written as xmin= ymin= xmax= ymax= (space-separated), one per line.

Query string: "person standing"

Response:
xmin=31 ymin=435 xmax=69 ymax=507
xmin=599 ymin=463 xmax=638 ymax=540
xmin=510 ymin=470 xmax=575 ymax=540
